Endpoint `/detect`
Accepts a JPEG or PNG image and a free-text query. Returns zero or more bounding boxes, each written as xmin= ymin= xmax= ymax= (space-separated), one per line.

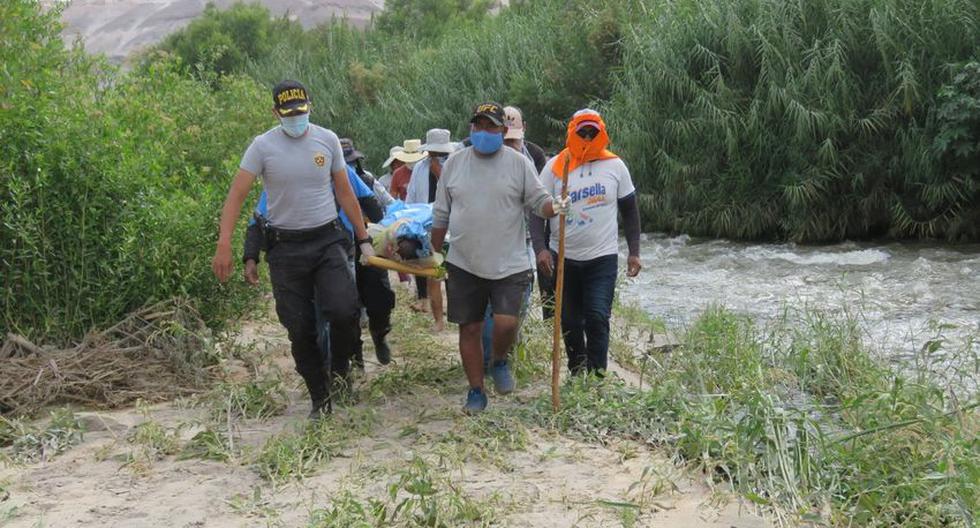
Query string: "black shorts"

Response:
xmin=445 ymin=263 xmax=533 ymax=325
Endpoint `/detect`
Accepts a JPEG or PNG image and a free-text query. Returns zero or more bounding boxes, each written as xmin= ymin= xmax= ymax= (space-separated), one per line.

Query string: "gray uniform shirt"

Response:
xmin=433 ymin=146 xmax=551 ymax=280
xmin=240 ymin=124 xmax=346 ymax=230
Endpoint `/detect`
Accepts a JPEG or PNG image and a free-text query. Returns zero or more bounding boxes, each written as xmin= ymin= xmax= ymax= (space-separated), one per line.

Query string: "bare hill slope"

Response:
xmin=48 ymin=0 xmax=383 ymax=63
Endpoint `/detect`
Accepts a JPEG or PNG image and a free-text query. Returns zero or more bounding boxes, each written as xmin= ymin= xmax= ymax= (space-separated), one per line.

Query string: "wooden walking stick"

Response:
xmin=551 ymin=153 xmax=572 ymax=412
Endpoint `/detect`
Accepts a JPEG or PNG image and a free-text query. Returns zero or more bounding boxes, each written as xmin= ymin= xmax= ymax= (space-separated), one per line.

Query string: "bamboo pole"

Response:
xmin=364 ymin=256 xmax=444 ymax=278
xmin=552 ymin=153 xmax=571 ymax=412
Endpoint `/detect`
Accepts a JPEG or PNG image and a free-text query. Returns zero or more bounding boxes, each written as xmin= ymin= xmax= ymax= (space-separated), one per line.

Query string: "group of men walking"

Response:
xmin=212 ymin=80 xmax=641 ymax=416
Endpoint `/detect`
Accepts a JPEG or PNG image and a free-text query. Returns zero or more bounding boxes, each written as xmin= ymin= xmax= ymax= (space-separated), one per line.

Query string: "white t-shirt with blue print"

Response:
xmin=542 ymin=157 xmax=635 ymax=261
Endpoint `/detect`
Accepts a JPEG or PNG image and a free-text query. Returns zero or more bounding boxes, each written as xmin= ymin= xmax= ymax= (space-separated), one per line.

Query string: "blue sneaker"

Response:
xmin=489 ymin=360 xmax=515 ymax=395
xmin=462 ymin=387 xmax=488 ymax=414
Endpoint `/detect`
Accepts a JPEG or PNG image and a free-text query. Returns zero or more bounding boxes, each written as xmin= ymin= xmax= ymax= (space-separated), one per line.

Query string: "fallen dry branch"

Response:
xmin=0 ymin=299 xmax=215 ymax=416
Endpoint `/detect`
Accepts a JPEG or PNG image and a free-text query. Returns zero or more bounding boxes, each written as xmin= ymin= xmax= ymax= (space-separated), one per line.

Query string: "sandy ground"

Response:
xmin=0 ymin=287 xmax=771 ymax=527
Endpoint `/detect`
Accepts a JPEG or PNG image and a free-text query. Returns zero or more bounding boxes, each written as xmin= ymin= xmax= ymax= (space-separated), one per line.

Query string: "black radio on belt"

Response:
xmin=254 ymin=213 xmax=273 ymax=250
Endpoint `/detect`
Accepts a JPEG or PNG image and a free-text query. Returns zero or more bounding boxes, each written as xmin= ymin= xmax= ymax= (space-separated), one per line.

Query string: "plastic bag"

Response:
xmin=369 ymin=201 xmax=434 ymax=259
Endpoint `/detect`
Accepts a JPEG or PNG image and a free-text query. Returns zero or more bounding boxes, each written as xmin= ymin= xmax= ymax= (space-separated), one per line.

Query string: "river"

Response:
xmin=620 ymin=235 xmax=980 ymax=392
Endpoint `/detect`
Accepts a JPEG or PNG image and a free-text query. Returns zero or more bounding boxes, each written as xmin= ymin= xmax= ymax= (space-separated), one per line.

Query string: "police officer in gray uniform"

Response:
xmin=212 ymin=80 xmax=376 ymax=418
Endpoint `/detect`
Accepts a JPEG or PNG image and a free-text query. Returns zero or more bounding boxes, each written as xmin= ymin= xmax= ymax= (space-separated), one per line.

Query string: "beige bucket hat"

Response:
xmin=420 ymin=128 xmax=457 ymax=155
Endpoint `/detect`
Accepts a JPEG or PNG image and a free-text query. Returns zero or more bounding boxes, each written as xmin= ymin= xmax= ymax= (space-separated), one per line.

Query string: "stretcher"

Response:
xmin=365 ymin=256 xmax=445 ymax=279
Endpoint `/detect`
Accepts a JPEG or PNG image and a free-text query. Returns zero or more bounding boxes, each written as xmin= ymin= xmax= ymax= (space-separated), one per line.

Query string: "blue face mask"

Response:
xmin=280 ymin=113 xmax=310 ymax=137
xmin=470 ymin=130 xmax=504 ymax=154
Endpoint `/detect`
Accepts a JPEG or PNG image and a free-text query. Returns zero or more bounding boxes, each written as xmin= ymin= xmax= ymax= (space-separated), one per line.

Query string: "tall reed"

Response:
xmin=606 ymin=0 xmax=979 ymax=241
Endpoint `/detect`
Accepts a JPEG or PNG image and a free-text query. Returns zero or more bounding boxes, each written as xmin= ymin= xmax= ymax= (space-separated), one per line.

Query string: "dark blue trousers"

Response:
xmin=557 ymin=253 xmax=618 ymax=374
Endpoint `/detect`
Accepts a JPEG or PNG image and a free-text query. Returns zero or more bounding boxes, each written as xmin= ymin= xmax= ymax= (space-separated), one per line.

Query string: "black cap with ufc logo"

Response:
xmin=272 ymin=80 xmax=311 ymax=116
xmin=470 ymin=102 xmax=505 ymax=126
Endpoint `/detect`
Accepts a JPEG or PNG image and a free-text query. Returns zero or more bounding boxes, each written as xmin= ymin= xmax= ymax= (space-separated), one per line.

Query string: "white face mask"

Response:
xmin=279 ymin=113 xmax=310 ymax=137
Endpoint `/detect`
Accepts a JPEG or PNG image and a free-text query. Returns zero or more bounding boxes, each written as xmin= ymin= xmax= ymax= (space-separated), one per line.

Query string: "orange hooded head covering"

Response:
xmin=551 ymin=109 xmax=619 ymax=177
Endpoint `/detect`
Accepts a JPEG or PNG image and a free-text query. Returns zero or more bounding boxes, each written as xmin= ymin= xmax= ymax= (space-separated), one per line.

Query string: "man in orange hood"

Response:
xmin=530 ymin=108 xmax=643 ymax=376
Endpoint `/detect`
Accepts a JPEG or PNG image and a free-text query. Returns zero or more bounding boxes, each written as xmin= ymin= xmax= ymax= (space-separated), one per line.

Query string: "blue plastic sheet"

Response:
xmin=375 ymin=201 xmax=433 ymax=258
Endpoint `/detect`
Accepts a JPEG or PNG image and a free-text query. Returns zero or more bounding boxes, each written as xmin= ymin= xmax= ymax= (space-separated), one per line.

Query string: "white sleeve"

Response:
xmin=405 ymin=161 xmax=425 ymax=204
xmin=541 ymin=157 xmax=558 ymax=195
xmin=615 ymin=159 xmax=636 ymax=199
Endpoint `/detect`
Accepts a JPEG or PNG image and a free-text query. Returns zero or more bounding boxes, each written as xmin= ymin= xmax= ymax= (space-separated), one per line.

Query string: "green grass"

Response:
xmin=520 ymin=306 xmax=979 ymax=527
xmin=3 ymin=287 xmax=972 ymax=527
xmin=208 ymin=376 xmax=290 ymax=421
xmin=254 ymin=407 xmax=380 ymax=482
xmin=179 ymin=427 xmax=235 ymax=462
xmin=0 ymin=409 xmax=84 ymax=464
xmin=307 ymin=455 xmax=500 ymax=527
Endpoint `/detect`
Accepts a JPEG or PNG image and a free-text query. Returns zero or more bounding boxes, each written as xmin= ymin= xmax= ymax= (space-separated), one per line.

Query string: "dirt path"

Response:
xmin=1 ymin=289 xmax=771 ymax=527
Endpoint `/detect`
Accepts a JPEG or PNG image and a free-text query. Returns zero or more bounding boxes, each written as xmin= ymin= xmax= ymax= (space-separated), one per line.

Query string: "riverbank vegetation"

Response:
xmin=1 ymin=0 xmax=267 ymax=341
xmin=2 ymin=1 xmax=976 ymax=524
xmin=2 ymin=0 xmax=978 ymax=341
xmin=587 ymin=306 xmax=978 ymax=526
xmin=157 ymin=0 xmax=980 ymax=243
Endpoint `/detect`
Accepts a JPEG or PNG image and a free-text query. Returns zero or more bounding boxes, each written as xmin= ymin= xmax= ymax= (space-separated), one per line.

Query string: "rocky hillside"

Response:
xmin=47 ymin=0 xmax=383 ymax=63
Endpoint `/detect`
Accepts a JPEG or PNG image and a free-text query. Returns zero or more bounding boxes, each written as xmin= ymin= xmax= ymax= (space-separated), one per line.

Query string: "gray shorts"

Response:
xmin=445 ymin=263 xmax=533 ymax=325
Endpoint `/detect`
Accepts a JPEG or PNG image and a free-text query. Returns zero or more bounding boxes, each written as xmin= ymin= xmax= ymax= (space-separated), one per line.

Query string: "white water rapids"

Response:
xmin=620 ymin=235 xmax=980 ymax=392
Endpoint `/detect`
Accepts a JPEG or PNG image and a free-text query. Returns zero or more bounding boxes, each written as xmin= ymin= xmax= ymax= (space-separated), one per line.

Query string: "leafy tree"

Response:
xmin=930 ymin=62 xmax=980 ymax=239
xmin=151 ymin=2 xmax=301 ymax=77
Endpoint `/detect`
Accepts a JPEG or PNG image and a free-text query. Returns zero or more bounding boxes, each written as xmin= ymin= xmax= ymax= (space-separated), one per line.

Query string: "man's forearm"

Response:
xmin=218 ymin=203 xmax=241 ymax=248
xmin=540 ymin=201 xmax=557 ymax=218
xmin=218 ymin=171 xmax=254 ymax=246
xmin=618 ymin=193 xmax=641 ymax=257
xmin=431 ymin=227 xmax=448 ymax=253
xmin=529 ymin=214 xmax=548 ymax=255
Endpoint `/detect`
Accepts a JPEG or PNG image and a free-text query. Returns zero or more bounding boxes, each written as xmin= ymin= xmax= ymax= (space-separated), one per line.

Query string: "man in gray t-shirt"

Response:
xmin=431 ymin=102 xmax=569 ymax=414
xmin=211 ymin=80 xmax=377 ymax=419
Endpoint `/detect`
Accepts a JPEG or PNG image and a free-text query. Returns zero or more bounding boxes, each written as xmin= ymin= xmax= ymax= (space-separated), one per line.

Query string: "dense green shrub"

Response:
xmin=151 ymin=2 xmax=302 ymax=79
xmin=0 ymin=0 xmax=269 ymax=342
xmin=374 ymin=0 xmax=494 ymax=43
xmin=930 ymin=61 xmax=980 ymax=239
xmin=155 ymin=0 xmax=978 ymax=242
xmin=157 ymin=0 xmax=625 ymax=161
xmin=606 ymin=0 xmax=980 ymax=241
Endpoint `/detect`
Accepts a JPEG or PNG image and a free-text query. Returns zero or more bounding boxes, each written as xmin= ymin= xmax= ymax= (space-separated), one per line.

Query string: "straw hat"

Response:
xmin=392 ymin=139 xmax=428 ymax=164
xmin=382 ymin=145 xmax=404 ymax=168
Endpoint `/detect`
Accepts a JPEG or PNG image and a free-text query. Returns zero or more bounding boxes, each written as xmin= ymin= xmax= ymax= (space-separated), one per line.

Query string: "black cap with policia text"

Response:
xmin=273 ymin=80 xmax=311 ymax=116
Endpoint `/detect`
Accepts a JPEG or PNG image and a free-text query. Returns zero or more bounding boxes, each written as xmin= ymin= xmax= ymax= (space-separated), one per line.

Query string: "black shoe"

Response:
xmin=371 ymin=329 xmax=391 ymax=365
xmin=308 ymin=398 xmax=331 ymax=420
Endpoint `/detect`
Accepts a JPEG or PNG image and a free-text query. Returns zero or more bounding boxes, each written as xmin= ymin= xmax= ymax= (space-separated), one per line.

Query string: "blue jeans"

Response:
xmin=557 ymin=253 xmax=618 ymax=374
